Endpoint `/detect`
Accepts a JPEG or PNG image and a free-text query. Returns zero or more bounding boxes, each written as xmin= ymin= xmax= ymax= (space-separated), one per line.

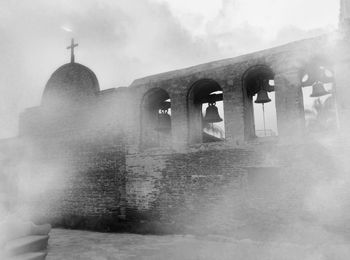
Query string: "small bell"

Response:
xmin=156 ymin=109 xmax=171 ymax=132
xmin=255 ymin=89 xmax=271 ymax=104
xmin=204 ymin=102 xmax=223 ymax=123
xmin=310 ymin=81 xmax=329 ymax=97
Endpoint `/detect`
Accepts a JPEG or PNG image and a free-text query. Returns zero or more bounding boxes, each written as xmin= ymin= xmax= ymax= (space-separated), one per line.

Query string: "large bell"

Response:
xmin=310 ymin=81 xmax=329 ymax=97
xmin=204 ymin=103 xmax=223 ymax=123
xmin=255 ymin=89 xmax=271 ymax=104
xmin=156 ymin=109 xmax=171 ymax=132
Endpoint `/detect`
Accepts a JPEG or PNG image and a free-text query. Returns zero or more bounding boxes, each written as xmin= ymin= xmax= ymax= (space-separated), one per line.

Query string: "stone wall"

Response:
xmin=125 ymin=142 xmax=277 ymax=230
xmin=124 ymin=138 xmax=345 ymax=234
xmin=4 ymin=130 xmax=348 ymax=234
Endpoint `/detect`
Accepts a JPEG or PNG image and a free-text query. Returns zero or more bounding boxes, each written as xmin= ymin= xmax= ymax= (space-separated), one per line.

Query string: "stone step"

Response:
xmin=8 ymin=251 xmax=48 ymax=260
xmin=4 ymin=235 xmax=49 ymax=256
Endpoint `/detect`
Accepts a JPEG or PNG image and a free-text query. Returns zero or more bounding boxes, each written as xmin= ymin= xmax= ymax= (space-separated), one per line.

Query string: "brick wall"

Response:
xmin=126 ymin=142 xmax=271 ymax=228
xmin=125 ymin=138 xmax=344 ymax=233
xmin=4 ymin=131 xmax=348 ymax=234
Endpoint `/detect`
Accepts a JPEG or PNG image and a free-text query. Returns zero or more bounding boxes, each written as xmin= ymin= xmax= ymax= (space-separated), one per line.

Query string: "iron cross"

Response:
xmin=67 ymin=38 xmax=79 ymax=63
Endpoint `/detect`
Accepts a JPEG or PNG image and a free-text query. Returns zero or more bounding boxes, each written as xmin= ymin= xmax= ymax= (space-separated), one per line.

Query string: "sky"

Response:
xmin=0 ymin=0 xmax=340 ymax=138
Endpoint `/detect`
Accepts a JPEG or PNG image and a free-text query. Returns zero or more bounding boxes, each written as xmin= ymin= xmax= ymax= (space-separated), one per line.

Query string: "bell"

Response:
xmin=156 ymin=109 xmax=171 ymax=132
xmin=255 ymin=89 xmax=271 ymax=104
xmin=204 ymin=103 xmax=223 ymax=123
xmin=310 ymin=81 xmax=329 ymax=97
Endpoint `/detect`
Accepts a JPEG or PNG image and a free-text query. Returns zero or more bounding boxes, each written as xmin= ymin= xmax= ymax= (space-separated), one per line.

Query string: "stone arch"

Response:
xmin=242 ymin=65 xmax=277 ymax=140
xmin=187 ymin=79 xmax=225 ymax=144
xmin=140 ymin=87 xmax=172 ymax=148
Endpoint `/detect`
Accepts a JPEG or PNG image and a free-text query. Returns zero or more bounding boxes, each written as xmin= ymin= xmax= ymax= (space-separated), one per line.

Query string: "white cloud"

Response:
xmin=156 ymin=0 xmax=339 ymax=38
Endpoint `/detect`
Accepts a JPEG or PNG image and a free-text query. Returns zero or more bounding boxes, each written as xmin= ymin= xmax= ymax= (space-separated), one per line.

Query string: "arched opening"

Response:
xmin=243 ymin=66 xmax=277 ymax=140
xmin=141 ymin=88 xmax=172 ymax=148
xmin=187 ymin=79 xmax=225 ymax=144
xmin=300 ymin=57 xmax=338 ymax=133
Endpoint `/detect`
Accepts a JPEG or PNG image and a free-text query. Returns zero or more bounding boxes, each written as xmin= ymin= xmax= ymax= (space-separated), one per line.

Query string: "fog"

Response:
xmin=1 ymin=0 xmax=350 ymax=259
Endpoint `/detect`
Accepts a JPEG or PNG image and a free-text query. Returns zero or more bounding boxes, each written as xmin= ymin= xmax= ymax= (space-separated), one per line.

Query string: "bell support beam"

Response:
xmin=274 ymin=69 xmax=305 ymax=140
xmin=197 ymin=93 xmax=223 ymax=104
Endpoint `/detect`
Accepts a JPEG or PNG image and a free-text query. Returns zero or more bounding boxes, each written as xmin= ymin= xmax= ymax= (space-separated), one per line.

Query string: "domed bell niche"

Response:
xmin=204 ymin=102 xmax=223 ymax=123
xmin=310 ymin=81 xmax=329 ymax=97
xmin=156 ymin=101 xmax=171 ymax=132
